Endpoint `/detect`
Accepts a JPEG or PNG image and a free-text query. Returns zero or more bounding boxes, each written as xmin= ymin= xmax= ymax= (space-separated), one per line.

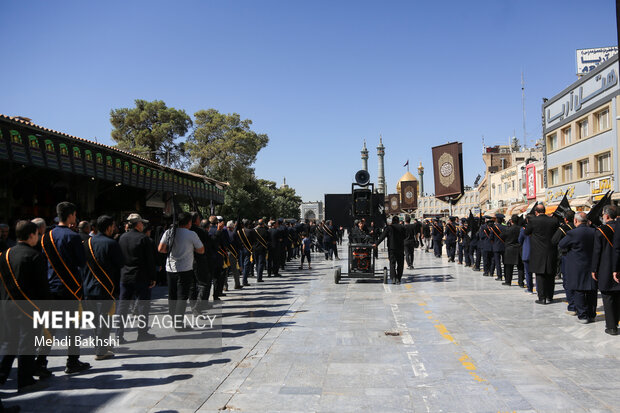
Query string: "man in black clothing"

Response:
xmin=445 ymin=217 xmax=458 ymax=262
xmin=457 ymin=219 xmax=471 ymax=266
xmin=83 ymin=215 xmax=124 ymax=360
xmin=552 ymin=210 xmax=576 ymax=314
xmin=431 ymin=219 xmax=444 ymax=258
xmin=253 ymin=219 xmax=269 ymax=282
xmin=525 ymin=204 xmax=560 ymax=304
xmin=503 ymin=215 xmax=524 ymax=287
xmin=489 ymin=214 xmax=506 ymax=281
xmin=38 ymin=201 xmax=90 ymax=375
xmin=593 ymin=205 xmax=619 ymax=334
xmin=189 ymin=212 xmax=211 ymax=314
xmin=0 ymin=221 xmax=50 ymax=392
xmin=374 ymin=216 xmax=406 ymax=284
xmin=403 ymin=216 xmax=416 ymax=270
xmin=422 ymin=220 xmax=431 ymax=253
xmin=238 ymin=219 xmax=256 ymax=286
xmin=116 ymin=213 xmax=157 ymax=342
xmin=208 ymin=216 xmax=228 ymax=298
xmin=268 ymin=220 xmax=282 ymax=277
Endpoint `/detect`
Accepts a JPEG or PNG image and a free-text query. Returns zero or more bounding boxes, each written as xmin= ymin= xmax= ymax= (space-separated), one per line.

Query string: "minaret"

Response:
xmin=282 ymin=177 xmax=289 ymax=189
xmin=376 ymin=136 xmax=385 ymax=195
xmin=417 ymin=162 xmax=424 ymax=196
xmin=361 ymin=140 xmax=369 ymax=171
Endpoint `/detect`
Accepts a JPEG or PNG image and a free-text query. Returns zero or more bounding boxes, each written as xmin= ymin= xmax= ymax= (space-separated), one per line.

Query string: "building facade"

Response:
xmin=415 ymin=188 xmax=480 ymax=219
xmin=300 ymin=201 xmax=324 ymax=222
xmin=543 ymin=55 xmax=619 ymax=206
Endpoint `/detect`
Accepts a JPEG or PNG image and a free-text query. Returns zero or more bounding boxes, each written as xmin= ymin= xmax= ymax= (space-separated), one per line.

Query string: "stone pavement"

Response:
xmin=3 ymin=242 xmax=620 ymax=412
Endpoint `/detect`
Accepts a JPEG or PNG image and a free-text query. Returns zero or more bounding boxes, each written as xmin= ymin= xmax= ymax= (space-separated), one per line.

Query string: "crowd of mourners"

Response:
xmin=0 ymin=201 xmax=344 ymax=412
xmin=376 ymin=203 xmax=620 ymax=335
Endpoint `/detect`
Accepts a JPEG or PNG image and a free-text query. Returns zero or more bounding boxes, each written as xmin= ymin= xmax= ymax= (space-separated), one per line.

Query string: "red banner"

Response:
xmin=526 ymin=163 xmax=536 ymax=200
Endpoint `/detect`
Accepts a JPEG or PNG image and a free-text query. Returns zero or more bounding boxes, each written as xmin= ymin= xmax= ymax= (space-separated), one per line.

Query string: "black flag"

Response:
xmin=587 ymin=190 xmax=613 ymax=227
xmin=528 ymin=201 xmax=538 ymax=215
xmin=552 ymin=191 xmax=572 ymax=221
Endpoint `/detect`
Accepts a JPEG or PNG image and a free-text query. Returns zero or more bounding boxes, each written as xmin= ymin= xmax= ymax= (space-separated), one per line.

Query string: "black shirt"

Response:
xmin=83 ymin=233 xmax=125 ymax=298
xmin=118 ymin=229 xmax=156 ymax=284
xmin=0 ymin=242 xmax=50 ymax=301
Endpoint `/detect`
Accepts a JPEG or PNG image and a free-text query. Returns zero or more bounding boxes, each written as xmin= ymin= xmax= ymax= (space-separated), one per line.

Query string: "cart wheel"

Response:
xmin=383 ymin=267 xmax=388 ymax=284
xmin=334 ymin=268 xmax=341 ymax=284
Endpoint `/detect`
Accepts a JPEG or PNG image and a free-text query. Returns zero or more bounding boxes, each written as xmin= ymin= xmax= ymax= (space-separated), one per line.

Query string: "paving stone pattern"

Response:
xmin=3 ymin=241 xmax=620 ymax=412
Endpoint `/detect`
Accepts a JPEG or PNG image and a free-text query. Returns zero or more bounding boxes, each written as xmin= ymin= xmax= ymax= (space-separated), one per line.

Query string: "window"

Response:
xmin=550 ymin=169 xmax=559 ymax=186
xmin=548 ymin=133 xmax=558 ymax=151
xmin=578 ymin=159 xmax=589 ymax=179
xmin=562 ymin=164 xmax=573 ymax=182
xmin=562 ymin=127 xmax=572 ymax=146
xmin=579 ymin=119 xmax=589 ymax=139
xmin=512 ymin=180 xmax=515 ymax=191
xmin=500 ymin=158 xmax=506 ymax=169
xmin=597 ymin=109 xmax=609 ymax=131
xmin=597 ymin=152 xmax=611 ymax=173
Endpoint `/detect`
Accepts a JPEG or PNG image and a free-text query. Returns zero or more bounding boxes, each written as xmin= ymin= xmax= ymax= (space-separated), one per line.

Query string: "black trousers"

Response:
xmin=404 ymin=242 xmax=415 ymax=268
xmin=473 ymin=246 xmax=481 ymax=269
xmin=268 ymin=248 xmax=279 ymax=276
xmin=36 ymin=292 xmax=81 ymax=366
xmin=446 ymin=241 xmax=456 ymax=260
xmin=504 ymin=262 xmax=524 ymax=285
xmin=0 ymin=311 xmax=36 ymax=388
xmin=535 ymin=272 xmax=556 ymax=301
xmin=601 ymin=291 xmax=620 ymax=329
xmin=190 ymin=258 xmax=212 ymax=311
xmin=389 ymin=249 xmax=405 ymax=282
xmin=573 ymin=289 xmax=597 ymax=320
xmin=254 ymin=252 xmax=266 ymax=281
xmin=301 ymin=250 xmax=311 ymax=266
xmin=116 ymin=280 xmax=152 ymax=338
xmin=167 ymin=270 xmax=195 ymax=318
xmin=493 ymin=251 xmax=503 ymax=279
xmin=433 ymin=240 xmax=442 ymax=257
xmin=84 ymin=296 xmax=114 ymax=356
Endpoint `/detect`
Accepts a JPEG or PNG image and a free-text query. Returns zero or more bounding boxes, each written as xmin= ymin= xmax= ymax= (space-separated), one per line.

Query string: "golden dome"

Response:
xmin=396 ymin=171 xmax=418 ymax=192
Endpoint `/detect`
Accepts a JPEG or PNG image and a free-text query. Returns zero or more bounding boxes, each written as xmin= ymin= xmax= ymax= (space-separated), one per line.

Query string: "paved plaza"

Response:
xmin=3 ymin=242 xmax=620 ymax=412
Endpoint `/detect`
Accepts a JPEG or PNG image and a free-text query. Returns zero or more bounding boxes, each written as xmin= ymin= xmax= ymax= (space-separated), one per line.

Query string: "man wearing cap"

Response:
xmin=457 ymin=219 xmax=471 ymax=266
xmin=552 ymin=210 xmax=576 ymax=314
xmin=445 ymin=217 xmax=458 ymax=262
xmin=116 ymin=213 xmax=157 ymax=341
xmin=525 ymin=204 xmax=560 ymax=304
xmin=470 ymin=217 xmax=481 ymax=271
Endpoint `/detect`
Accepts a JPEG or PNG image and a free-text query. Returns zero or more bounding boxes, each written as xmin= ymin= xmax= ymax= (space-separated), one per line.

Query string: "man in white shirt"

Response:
xmin=158 ymin=212 xmax=204 ymax=331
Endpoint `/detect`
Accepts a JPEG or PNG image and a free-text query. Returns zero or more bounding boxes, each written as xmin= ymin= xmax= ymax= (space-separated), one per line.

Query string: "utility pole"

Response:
xmin=522 ymin=70 xmax=527 ymax=148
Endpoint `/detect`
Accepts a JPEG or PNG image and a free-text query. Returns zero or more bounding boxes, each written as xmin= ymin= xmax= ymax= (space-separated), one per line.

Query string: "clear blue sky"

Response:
xmin=1 ymin=0 xmax=617 ymax=202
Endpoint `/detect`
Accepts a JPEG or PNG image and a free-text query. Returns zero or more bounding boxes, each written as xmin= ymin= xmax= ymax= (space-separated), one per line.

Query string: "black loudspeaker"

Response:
xmin=355 ymin=170 xmax=370 ymax=186
xmin=353 ymin=189 xmax=372 ymax=216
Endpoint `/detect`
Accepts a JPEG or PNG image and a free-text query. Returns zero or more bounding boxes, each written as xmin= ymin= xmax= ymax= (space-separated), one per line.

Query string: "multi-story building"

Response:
xmin=415 ymin=188 xmax=480 ymax=219
xmin=478 ymin=145 xmax=543 ymax=211
xmin=543 ymin=55 xmax=619 ymax=209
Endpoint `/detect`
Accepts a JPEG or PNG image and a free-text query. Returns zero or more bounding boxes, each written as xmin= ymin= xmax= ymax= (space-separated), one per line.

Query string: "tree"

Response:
xmin=272 ymin=185 xmax=302 ymax=219
xmin=110 ymin=99 xmax=192 ymax=167
xmin=186 ymin=109 xmax=268 ymax=186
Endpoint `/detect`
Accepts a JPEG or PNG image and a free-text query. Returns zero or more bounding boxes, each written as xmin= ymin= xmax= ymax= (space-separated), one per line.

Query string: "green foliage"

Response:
xmin=110 ymin=99 xmax=192 ymax=167
xmin=186 ymin=109 xmax=268 ymax=186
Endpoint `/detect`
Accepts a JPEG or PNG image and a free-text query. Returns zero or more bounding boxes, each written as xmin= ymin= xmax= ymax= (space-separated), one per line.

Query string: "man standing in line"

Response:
xmin=489 ymin=214 xmax=506 ymax=281
xmin=268 ymin=220 xmax=281 ymax=277
xmin=559 ymin=212 xmax=597 ymax=322
xmin=159 ymin=212 xmax=204 ymax=329
xmin=253 ymin=219 xmax=269 ymax=283
xmin=403 ymin=216 xmax=416 ymax=270
xmin=525 ymin=204 xmax=560 ymax=305
xmin=116 ymin=213 xmax=157 ymax=342
xmin=502 ymin=214 xmax=524 ymax=287
xmin=431 ymin=218 xmax=443 ymax=258
xmin=238 ymin=219 xmax=256 ymax=287
xmin=457 ymin=219 xmax=471 ymax=266
xmin=422 ymin=219 xmax=431 ymax=253
xmin=519 ymin=214 xmax=534 ymax=294
xmin=373 ymin=216 xmax=406 ymax=284
xmin=83 ymin=215 xmax=124 ymax=360
xmin=479 ymin=217 xmax=491 ymax=276
xmin=593 ymin=206 xmax=619 ymax=334
xmin=552 ymin=210 xmax=576 ymax=315
xmin=445 ymin=216 xmax=457 ymax=262
xmin=471 ymin=217 xmax=481 ymax=271
xmin=189 ymin=212 xmax=211 ymax=315
xmin=0 ymin=221 xmax=50 ymax=391
xmin=37 ymin=202 xmax=90 ymax=375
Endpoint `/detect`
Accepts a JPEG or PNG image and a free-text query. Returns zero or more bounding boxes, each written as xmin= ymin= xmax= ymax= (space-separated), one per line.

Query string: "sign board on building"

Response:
xmin=545 ymin=59 xmax=618 ymax=130
xmin=577 ymin=47 xmax=618 ymax=75
xmin=526 ymin=164 xmax=536 ymax=200
xmin=591 ymin=176 xmax=613 ymax=201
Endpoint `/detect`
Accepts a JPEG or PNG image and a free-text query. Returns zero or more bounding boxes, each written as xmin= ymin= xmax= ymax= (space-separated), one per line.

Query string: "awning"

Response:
xmin=570 ymin=196 xmax=591 ymax=208
xmin=506 ymin=203 xmax=527 ymax=216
